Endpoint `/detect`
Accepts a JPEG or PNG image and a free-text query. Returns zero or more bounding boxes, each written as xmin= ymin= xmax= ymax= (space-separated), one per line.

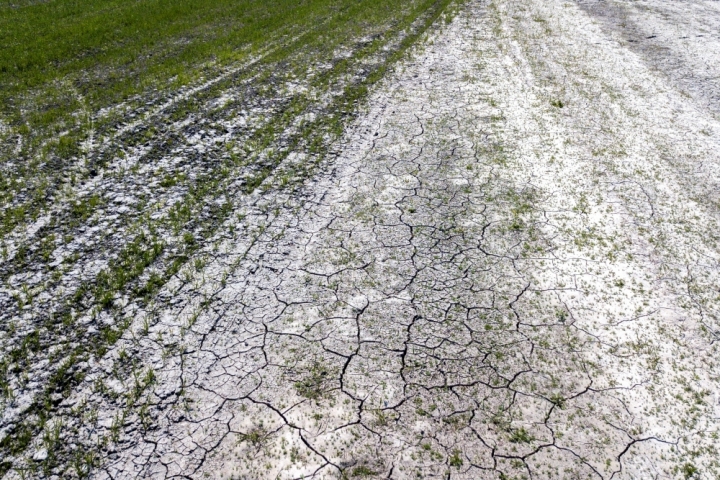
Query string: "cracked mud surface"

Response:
xmin=3 ymin=0 xmax=720 ymax=478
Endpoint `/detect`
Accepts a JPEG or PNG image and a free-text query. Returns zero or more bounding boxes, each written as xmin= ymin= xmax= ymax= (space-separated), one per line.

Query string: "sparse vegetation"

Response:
xmin=2 ymin=0 xmax=719 ymax=478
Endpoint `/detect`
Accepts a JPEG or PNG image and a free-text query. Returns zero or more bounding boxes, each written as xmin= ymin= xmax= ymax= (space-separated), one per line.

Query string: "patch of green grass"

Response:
xmin=1 ymin=0 xmax=326 ymax=122
xmin=0 ymin=0 xmax=456 ymax=237
xmin=682 ymin=463 xmax=698 ymax=479
xmin=294 ymin=362 xmax=331 ymax=400
xmin=69 ymin=194 xmax=103 ymax=225
xmin=351 ymin=465 xmax=377 ymax=477
xmin=509 ymin=427 xmax=533 ymax=443
xmin=0 ymin=0 xmax=450 ymax=133
xmin=87 ymin=231 xmax=165 ymax=310
xmin=449 ymin=449 xmax=463 ymax=467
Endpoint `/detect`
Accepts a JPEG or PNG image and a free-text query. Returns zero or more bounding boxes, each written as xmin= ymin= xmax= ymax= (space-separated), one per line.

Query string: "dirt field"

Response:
xmin=2 ymin=0 xmax=720 ymax=478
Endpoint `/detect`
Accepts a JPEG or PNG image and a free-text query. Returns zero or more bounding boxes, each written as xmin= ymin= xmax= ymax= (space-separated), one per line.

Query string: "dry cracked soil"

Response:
xmin=2 ymin=0 xmax=720 ymax=479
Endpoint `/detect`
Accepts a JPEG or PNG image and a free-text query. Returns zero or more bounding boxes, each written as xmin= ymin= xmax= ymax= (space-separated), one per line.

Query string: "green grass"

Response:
xmin=0 ymin=0 xmax=423 ymax=132
xmin=0 ymin=0 xmax=440 ymax=236
xmin=1 ymin=0 xmax=340 ymax=122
